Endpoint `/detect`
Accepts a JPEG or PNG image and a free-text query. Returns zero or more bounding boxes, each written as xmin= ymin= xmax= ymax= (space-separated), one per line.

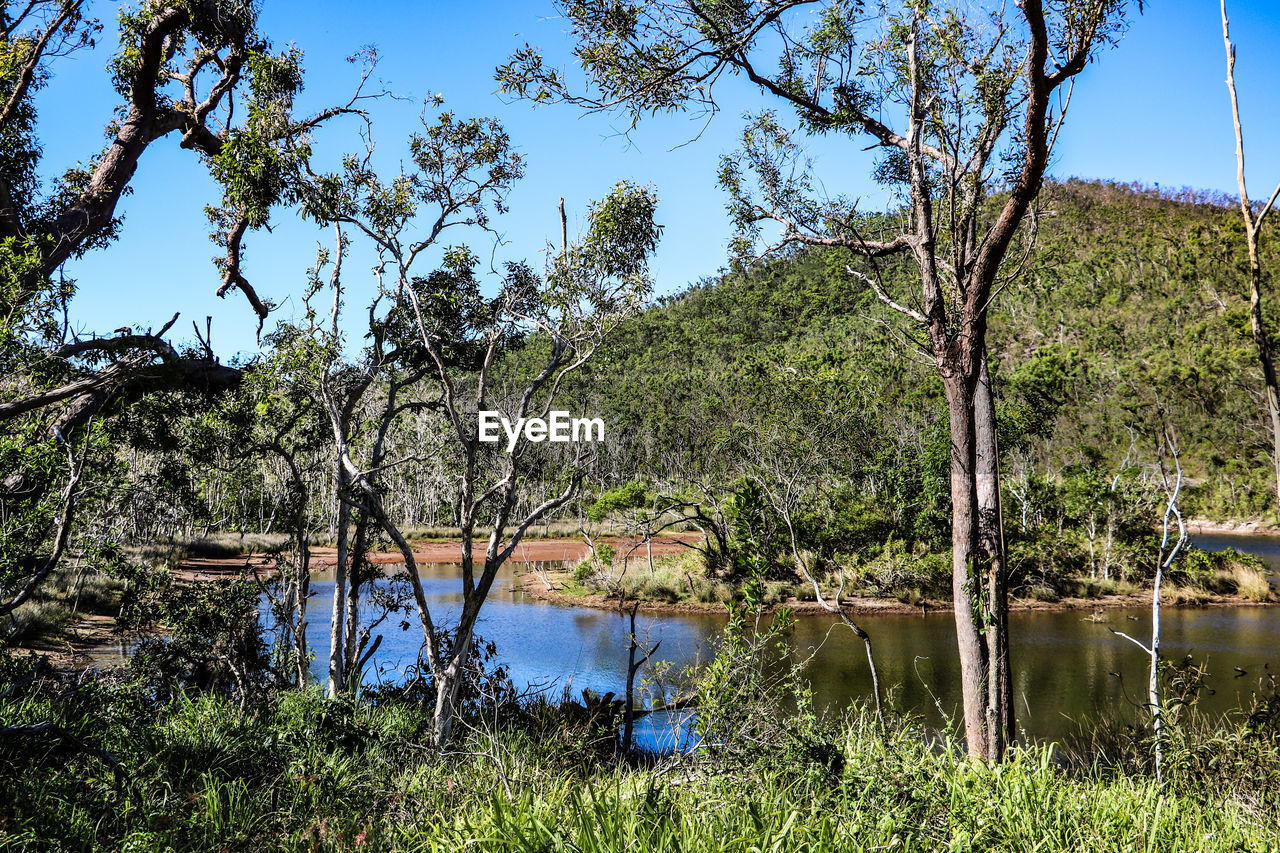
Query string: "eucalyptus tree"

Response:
xmin=297 ymin=111 xmax=660 ymax=738
xmin=499 ymin=0 xmax=1131 ymax=760
xmin=272 ymin=228 xmax=451 ymax=698
xmin=0 ymin=0 xmax=367 ymax=617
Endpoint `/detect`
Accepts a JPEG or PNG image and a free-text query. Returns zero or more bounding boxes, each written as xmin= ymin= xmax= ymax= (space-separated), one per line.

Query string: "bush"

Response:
xmin=852 ymin=538 xmax=949 ymax=598
xmin=0 ymin=654 xmax=1277 ymax=852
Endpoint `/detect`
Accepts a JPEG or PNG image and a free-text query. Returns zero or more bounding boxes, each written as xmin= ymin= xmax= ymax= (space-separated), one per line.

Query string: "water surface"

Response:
xmin=295 ymin=550 xmax=1279 ymax=745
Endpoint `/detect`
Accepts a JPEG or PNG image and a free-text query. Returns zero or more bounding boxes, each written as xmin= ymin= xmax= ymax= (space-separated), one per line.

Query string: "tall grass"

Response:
xmin=3 ymin=600 xmax=73 ymax=644
xmin=1231 ymin=564 xmax=1274 ymax=601
xmin=2 ymin=567 xmax=127 ymax=647
xmin=132 ymin=532 xmax=293 ymax=565
xmin=0 ymin=677 xmax=1276 ymax=852
xmin=576 ymin=550 xmax=766 ymax=605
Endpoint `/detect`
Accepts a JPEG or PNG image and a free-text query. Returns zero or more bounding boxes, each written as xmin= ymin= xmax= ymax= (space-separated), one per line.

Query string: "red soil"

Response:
xmin=175 ymin=534 xmax=701 ymax=580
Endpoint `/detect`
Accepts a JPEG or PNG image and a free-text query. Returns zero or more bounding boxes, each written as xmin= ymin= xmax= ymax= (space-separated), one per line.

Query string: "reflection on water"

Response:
xmin=293 ymin=554 xmax=1280 ymax=746
xmin=89 ymin=535 xmax=1280 ymax=748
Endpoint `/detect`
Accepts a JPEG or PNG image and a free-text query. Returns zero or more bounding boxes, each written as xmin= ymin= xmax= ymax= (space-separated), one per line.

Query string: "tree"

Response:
xmin=297 ymin=110 xmax=661 ymax=740
xmin=235 ymin=336 xmax=331 ymax=689
xmin=1110 ymin=429 xmax=1186 ymax=790
xmin=499 ymin=0 xmax=1131 ymax=761
xmin=1 ymin=0 xmax=367 ymax=619
xmin=1221 ymin=0 xmax=1280 ymax=516
xmin=723 ymin=365 xmax=885 ymax=722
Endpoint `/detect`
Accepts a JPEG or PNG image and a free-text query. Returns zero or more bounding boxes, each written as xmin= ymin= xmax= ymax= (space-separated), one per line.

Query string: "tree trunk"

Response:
xmin=293 ymin=518 xmax=311 ymax=689
xmin=343 ymin=510 xmax=371 ymax=690
xmin=1246 ymin=246 xmax=1280 ymax=515
xmin=431 ymin=541 xmax=510 ymax=745
xmin=1223 ymin=0 xmax=1280 ymax=516
xmin=1150 ymin=546 xmax=1164 ymax=788
xmin=432 ymin=607 xmax=477 ymax=747
xmin=327 ymin=481 xmax=350 ymax=697
xmin=943 ymin=371 xmax=992 ymax=760
xmin=974 ymin=352 xmax=1013 ymax=758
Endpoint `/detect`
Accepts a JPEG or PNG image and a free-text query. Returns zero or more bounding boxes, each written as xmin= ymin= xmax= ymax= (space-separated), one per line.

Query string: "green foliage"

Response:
xmin=0 ymin=653 xmax=1276 ymax=851
xmin=566 ymin=179 xmax=1280 ymax=602
xmin=588 ymin=481 xmax=650 ymax=522
xmin=118 ymin=565 xmax=271 ymax=703
xmin=693 ymin=599 xmax=839 ymax=774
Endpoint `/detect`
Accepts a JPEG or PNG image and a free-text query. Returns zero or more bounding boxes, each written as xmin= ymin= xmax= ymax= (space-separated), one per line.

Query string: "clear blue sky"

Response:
xmin=37 ymin=0 xmax=1280 ymax=358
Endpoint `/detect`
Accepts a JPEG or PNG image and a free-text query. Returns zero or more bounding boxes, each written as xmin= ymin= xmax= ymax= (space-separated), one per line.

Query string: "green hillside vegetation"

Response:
xmin=556 ymin=179 xmax=1278 ymax=604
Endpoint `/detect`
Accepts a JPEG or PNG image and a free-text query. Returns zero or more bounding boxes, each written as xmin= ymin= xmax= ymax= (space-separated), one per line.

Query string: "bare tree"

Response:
xmin=1222 ymin=0 xmax=1280 ymax=515
xmin=1111 ymin=429 xmax=1186 ymax=789
xmin=621 ymin=600 xmax=661 ymax=754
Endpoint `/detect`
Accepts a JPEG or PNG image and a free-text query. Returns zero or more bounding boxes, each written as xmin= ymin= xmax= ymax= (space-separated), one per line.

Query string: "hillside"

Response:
xmin=581 ymin=179 xmax=1276 ymax=523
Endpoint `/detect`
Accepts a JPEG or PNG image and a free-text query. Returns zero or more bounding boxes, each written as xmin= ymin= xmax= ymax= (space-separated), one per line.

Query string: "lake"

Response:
xmin=284 ymin=532 xmax=1279 ymax=748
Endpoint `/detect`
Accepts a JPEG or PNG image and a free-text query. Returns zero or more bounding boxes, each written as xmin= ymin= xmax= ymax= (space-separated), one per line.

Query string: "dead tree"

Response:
xmin=1222 ymin=0 xmax=1280 ymax=515
xmin=1111 ymin=430 xmax=1186 ymax=789
xmin=621 ymin=601 xmax=661 ymax=754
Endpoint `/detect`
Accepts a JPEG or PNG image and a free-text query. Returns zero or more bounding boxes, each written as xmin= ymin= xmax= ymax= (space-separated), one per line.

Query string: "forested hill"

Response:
xmin=581 ymin=179 xmax=1276 ymax=521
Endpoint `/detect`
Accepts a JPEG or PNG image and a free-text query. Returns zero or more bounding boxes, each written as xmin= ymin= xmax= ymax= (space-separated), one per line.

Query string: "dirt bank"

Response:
xmin=1185 ymin=518 xmax=1280 ymax=536
xmin=14 ymin=613 xmax=138 ymax=671
xmin=174 ymin=533 xmax=702 ymax=581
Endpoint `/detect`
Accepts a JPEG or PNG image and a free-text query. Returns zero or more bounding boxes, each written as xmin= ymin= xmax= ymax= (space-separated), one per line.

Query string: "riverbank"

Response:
xmin=9 ymin=535 xmax=703 ymax=665
xmin=515 ymin=566 xmax=1279 ymax=616
xmin=16 ymin=526 xmax=1276 ymax=670
xmin=1186 ymin=517 xmax=1280 ymax=535
xmin=172 ymin=533 xmax=702 ymax=581
xmin=6 ymin=611 xmax=146 ymax=672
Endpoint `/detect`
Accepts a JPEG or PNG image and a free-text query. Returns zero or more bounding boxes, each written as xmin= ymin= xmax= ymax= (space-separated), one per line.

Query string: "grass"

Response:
xmin=563 ymin=531 xmax=1279 ymax=613
xmin=0 ymin=682 xmax=1276 ymax=852
xmin=403 ymin=518 xmax=694 ymax=543
xmin=405 ymin=519 xmax=589 ymax=541
xmin=131 ymin=532 xmax=292 ymax=566
xmin=3 ymin=600 xmax=73 ymax=645
xmin=1231 ymin=564 xmax=1274 ymax=602
xmin=1063 ymin=578 xmax=1141 ymax=598
xmin=2 ymin=567 xmax=126 ymax=646
xmin=579 ymin=551 xmax=757 ymax=605
xmin=44 ymin=569 xmax=124 ymax=616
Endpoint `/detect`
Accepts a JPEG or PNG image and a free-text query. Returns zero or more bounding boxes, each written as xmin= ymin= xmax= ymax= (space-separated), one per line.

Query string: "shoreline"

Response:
xmin=14 ymin=612 xmax=137 ymax=671
xmin=24 ymin=525 xmax=1278 ymax=668
xmin=515 ymin=568 xmax=1278 ymax=617
xmin=172 ymin=533 xmax=701 ymax=581
xmin=1185 ymin=518 xmax=1280 ymax=536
